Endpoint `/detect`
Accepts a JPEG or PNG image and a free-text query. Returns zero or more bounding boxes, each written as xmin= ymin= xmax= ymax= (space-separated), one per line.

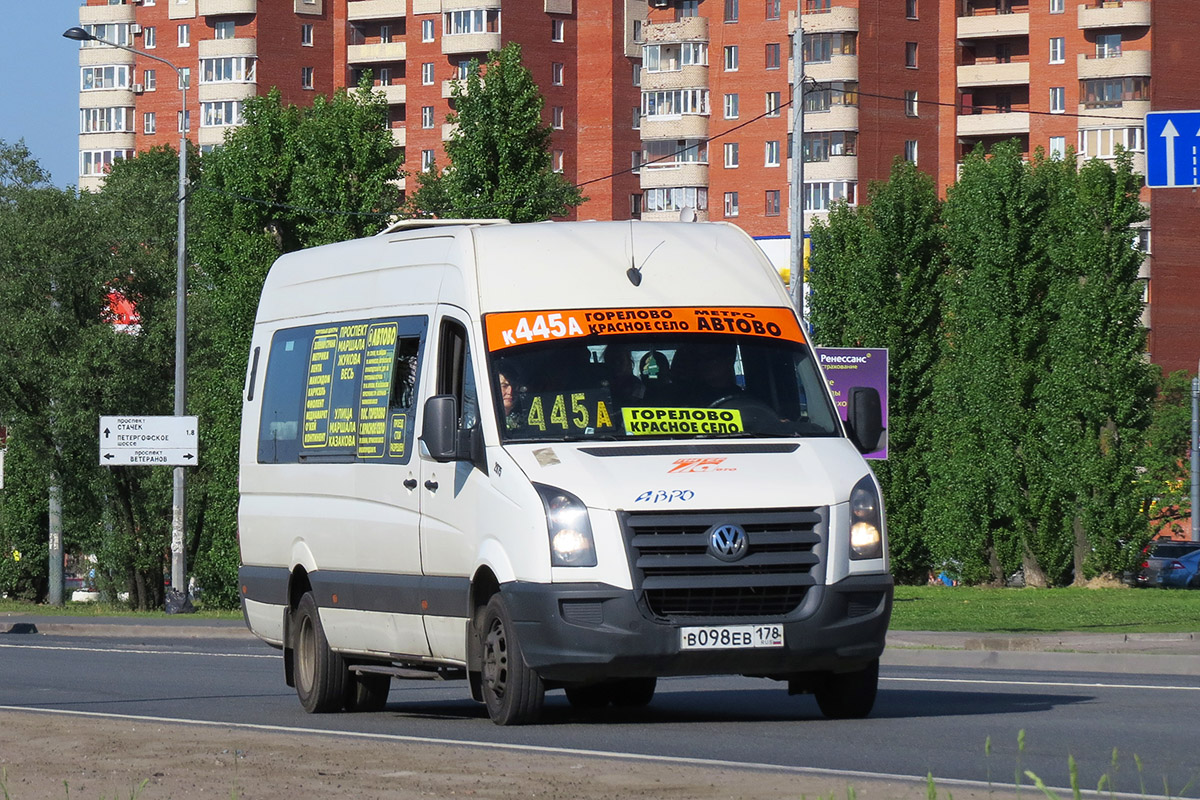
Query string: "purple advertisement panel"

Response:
xmin=815 ymin=347 xmax=888 ymax=460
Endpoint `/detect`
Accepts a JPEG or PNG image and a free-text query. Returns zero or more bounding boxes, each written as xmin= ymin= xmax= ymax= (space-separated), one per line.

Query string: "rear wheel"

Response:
xmin=479 ymin=594 xmax=544 ymax=725
xmin=813 ymin=659 xmax=879 ymax=720
xmin=293 ymin=592 xmax=346 ymax=713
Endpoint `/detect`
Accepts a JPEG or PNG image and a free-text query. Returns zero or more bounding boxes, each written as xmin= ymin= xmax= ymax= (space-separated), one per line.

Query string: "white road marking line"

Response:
xmin=0 ymin=705 xmax=1160 ymax=800
xmin=0 ymin=642 xmax=274 ymax=659
xmin=882 ymin=676 xmax=1200 ymax=692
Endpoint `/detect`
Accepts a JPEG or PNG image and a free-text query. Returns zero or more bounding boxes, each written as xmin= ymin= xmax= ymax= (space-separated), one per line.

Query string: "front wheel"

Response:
xmin=479 ymin=594 xmax=545 ymax=725
xmin=813 ymin=659 xmax=879 ymax=719
xmin=293 ymin=592 xmax=346 ymax=713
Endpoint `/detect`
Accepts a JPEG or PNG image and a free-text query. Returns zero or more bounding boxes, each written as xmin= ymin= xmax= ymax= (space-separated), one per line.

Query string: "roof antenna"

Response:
xmin=627 ymin=222 xmax=665 ymax=288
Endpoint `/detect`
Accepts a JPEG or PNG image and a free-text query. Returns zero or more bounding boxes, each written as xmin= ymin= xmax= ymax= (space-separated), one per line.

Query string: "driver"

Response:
xmin=674 ymin=342 xmax=741 ymax=406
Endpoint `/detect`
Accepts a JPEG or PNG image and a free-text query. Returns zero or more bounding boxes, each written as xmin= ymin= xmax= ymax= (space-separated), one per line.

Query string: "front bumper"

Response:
xmin=502 ymin=573 xmax=893 ymax=683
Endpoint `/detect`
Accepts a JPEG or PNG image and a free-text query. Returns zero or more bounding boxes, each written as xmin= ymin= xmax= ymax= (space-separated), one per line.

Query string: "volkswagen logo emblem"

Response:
xmin=707 ymin=524 xmax=748 ymax=562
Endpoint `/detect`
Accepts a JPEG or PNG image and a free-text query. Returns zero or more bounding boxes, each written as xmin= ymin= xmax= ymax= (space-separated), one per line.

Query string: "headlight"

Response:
xmin=849 ymin=474 xmax=884 ymax=560
xmin=535 ymin=484 xmax=597 ymax=567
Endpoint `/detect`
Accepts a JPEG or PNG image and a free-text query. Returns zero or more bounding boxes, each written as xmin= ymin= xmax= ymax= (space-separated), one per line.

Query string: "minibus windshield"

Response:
xmin=483 ymin=307 xmax=840 ymax=443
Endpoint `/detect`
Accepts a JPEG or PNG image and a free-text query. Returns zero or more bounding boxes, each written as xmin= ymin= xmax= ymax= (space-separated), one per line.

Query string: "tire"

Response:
xmin=813 ymin=659 xmax=879 ymax=720
xmin=479 ymin=594 xmax=544 ymax=725
xmin=293 ymin=592 xmax=347 ymax=713
xmin=345 ymin=671 xmax=391 ymax=712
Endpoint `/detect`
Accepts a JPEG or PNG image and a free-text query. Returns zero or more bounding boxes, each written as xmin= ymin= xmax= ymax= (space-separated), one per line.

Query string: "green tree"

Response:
xmin=809 ymin=160 xmax=945 ymax=581
xmin=1138 ymin=369 xmax=1194 ymax=541
xmin=405 ymin=43 xmax=583 ymax=221
xmin=188 ymin=84 xmax=403 ymax=606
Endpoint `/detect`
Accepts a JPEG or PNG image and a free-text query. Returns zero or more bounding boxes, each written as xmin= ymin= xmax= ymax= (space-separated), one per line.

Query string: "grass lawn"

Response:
xmin=0 ymin=598 xmax=241 ymax=620
xmin=892 ymin=585 xmax=1200 ymax=633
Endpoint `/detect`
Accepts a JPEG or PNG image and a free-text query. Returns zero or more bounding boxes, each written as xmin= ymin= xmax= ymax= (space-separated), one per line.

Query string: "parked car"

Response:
xmin=1137 ymin=540 xmax=1200 ymax=587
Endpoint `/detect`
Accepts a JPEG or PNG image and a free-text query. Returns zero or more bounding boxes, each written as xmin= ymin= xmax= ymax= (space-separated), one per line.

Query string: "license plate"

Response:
xmin=680 ymin=624 xmax=785 ymax=650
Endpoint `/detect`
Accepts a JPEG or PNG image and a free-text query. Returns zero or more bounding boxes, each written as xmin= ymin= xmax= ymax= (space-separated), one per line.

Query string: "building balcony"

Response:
xmin=1076 ymin=49 xmax=1151 ymax=79
xmin=390 ymin=127 xmax=406 ymax=147
xmin=378 ymin=83 xmax=406 ymax=105
xmin=795 ymin=104 xmax=858 ymax=132
xmin=804 ymin=56 xmax=858 ymax=83
xmin=79 ymin=132 xmax=135 ymax=151
xmin=545 ymin=0 xmax=572 ymax=13
xmin=957 ymin=110 xmax=1030 ymax=136
xmin=198 ymin=81 xmax=257 ymax=102
xmin=641 ymin=66 xmax=709 ymax=92
xmin=639 ymin=162 xmax=709 ymax=189
xmin=643 ymin=209 xmax=710 ymax=223
xmin=169 ymin=0 xmax=197 ymax=20
xmin=412 ymin=0 xmax=440 ymax=13
xmin=78 ymin=87 xmax=136 ymax=107
xmin=347 ymin=41 xmax=407 ymax=64
xmin=198 ymin=125 xmax=237 ymax=148
xmin=793 ymin=5 xmax=858 ymax=34
xmin=444 ymin=0 xmax=501 ymax=8
xmin=957 ymin=11 xmax=1029 ymax=39
xmin=198 ymin=0 xmax=257 ymax=15
xmin=294 ymin=0 xmax=323 ymax=15
xmin=1077 ymin=0 xmax=1151 ymax=29
xmin=640 ymin=114 xmax=709 ymax=141
xmin=1075 ymin=149 xmax=1146 ymax=177
xmin=957 ymin=60 xmax=1029 ymax=88
xmin=1076 ymin=98 xmax=1148 ymax=121
xmin=442 ymin=122 xmax=459 ymax=141
xmin=347 ymin=0 xmax=405 ymax=21
xmin=79 ymin=4 xmax=135 ymax=25
xmin=198 ymin=37 xmax=258 ymax=58
xmin=441 ymin=32 xmax=501 ymax=56
xmin=79 ymin=48 xmax=135 ymax=67
xmin=643 ymin=16 xmax=709 ymax=44
xmin=803 ymin=156 xmax=857 ymax=182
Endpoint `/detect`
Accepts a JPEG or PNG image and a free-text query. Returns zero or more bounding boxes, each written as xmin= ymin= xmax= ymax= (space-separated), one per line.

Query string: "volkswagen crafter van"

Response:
xmin=237 ymin=219 xmax=892 ymax=725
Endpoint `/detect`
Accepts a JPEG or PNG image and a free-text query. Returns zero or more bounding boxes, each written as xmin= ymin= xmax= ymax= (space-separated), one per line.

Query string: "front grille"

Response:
xmin=622 ymin=507 xmax=825 ymax=619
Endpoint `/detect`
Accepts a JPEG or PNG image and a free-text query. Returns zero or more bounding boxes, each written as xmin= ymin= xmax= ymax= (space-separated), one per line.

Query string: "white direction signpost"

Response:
xmin=99 ymin=416 xmax=198 ymax=466
xmin=1146 ymin=110 xmax=1200 ymax=188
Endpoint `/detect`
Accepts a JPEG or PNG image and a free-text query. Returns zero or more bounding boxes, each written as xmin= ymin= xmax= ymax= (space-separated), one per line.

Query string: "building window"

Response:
xmin=1077 ymin=126 xmax=1145 ymax=157
xmin=644 ymin=186 xmax=707 ymax=212
xmin=803 ymin=181 xmax=856 ymax=211
xmin=724 ymin=93 xmax=739 ymax=119
xmin=422 ymin=63 xmax=435 ymax=85
xmin=1049 ymin=0 xmax=1064 ymax=12
xmin=905 ymin=42 xmax=918 ymax=68
xmin=632 ymin=150 xmax=642 ymax=174
xmin=378 ymin=67 xmax=391 ymax=85
xmin=457 ymin=60 xmax=471 ymax=79
xmin=80 ymin=65 xmax=131 ymax=91
xmin=676 ymin=0 xmax=700 ymax=19
xmin=803 ymin=32 xmax=856 ymax=63
xmin=633 ymin=19 xmax=643 ymax=42
xmin=765 ymin=190 xmax=781 ymax=216
xmin=301 ymin=66 xmax=314 ymax=90
xmin=1080 ymin=77 xmax=1149 ymax=109
xmin=805 ymin=81 xmax=858 ymax=112
xmin=422 ymin=19 xmax=435 ymax=41
xmin=724 ymin=46 xmax=738 ymax=71
xmin=144 ymin=26 xmax=156 ymax=48
xmin=421 ymin=149 xmax=436 ymax=171
xmin=632 ymin=107 xmax=641 ymax=129
xmin=906 ymin=0 xmax=917 ymax=19
xmin=643 ymin=139 xmax=707 ymax=168
xmin=177 ymin=110 xmax=191 ymax=132
xmin=765 ymin=140 xmax=780 ymax=167
xmin=201 ymin=57 xmax=255 ymax=84
xmin=904 ymin=139 xmax=918 ymax=164
xmin=804 ymin=130 xmax=857 ymax=161
xmin=724 ymin=142 xmax=739 ymax=168
xmin=214 ymin=20 xmax=235 ymax=39
xmin=1050 ymin=86 xmax=1065 ymax=114
xmin=380 ymin=24 xmax=392 ymax=43
xmin=552 ymin=106 xmax=564 ymax=129
xmin=1049 ymin=136 xmax=1066 ymax=159
xmin=724 ymin=191 xmax=739 ymax=217
xmin=144 ymin=69 xmax=156 ymax=91
xmin=766 ymin=0 xmax=780 ymax=19
xmin=1096 ymin=33 xmax=1121 ymax=59
xmin=765 ymin=43 xmax=780 ymax=70
xmin=765 ymin=91 xmax=781 ymax=117
xmin=143 ymin=112 xmax=156 ymax=134
xmin=80 ymin=149 xmax=132 ymax=177
xmin=444 ymin=9 xmax=501 ymax=35
xmin=642 ymin=88 xmax=710 ymax=117
xmin=552 ymin=19 xmax=565 ymax=42
xmin=422 ymin=106 xmax=435 ymax=129
xmin=202 ymin=100 xmax=245 ymax=127
xmin=552 ymin=63 xmax=564 ymax=85
xmin=725 ymin=0 xmax=739 ymax=22
xmin=178 ymin=24 xmax=190 ymax=47
xmin=81 ymin=22 xmax=132 ymax=47
xmin=1050 ymin=37 xmax=1064 ymax=64
xmin=905 ymin=90 xmax=919 ymax=116
xmin=553 ymin=150 xmax=564 ymax=173
xmin=178 ymin=68 xmax=191 ymax=90
xmin=301 ymin=24 xmax=313 ymax=46
xmin=632 ymin=63 xmax=641 ymax=86
xmin=631 ymin=194 xmax=643 ymax=219
xmin=643 ymin=42 xmax=708 ymax=72
xmin=81 ymin=107 xmax=131 ymax=134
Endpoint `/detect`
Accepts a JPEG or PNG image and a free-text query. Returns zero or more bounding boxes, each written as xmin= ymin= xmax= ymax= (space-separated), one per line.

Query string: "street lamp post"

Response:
xmin=64 ymin=26 xmax=191 ymax=604
xmin=789 ymin=2 xmax=806 ymax=327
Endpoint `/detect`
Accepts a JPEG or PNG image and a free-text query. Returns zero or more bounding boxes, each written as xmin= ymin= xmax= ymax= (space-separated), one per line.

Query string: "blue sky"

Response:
xmin=1 ymin=3 xmax=88 ymax=187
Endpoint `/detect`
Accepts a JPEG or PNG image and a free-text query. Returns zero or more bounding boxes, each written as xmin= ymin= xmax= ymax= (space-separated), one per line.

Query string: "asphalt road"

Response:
xmin=1 ymin=620 xmax=1197 ymax=797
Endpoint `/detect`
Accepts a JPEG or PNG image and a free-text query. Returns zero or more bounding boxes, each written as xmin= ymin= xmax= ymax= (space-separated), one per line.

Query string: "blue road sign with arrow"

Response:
xmin=1146 ymin=111 xmax=1200 ymax=188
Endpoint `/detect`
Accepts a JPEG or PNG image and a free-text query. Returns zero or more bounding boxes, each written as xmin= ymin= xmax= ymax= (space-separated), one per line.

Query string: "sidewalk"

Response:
xmin=4 ymin=613 xmax=1199 ymax=675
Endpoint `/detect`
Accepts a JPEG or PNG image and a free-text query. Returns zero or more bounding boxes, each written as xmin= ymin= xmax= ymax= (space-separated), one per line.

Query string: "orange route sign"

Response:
xmin=485 ymin=306 xmax=804 ymax=352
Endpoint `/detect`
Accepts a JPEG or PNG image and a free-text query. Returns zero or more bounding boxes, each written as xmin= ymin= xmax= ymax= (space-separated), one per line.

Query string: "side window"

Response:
xmin=257 ymin=316 xmax=426 ymax=464
xmin=437 ymin=319 xmax=478 ymax=432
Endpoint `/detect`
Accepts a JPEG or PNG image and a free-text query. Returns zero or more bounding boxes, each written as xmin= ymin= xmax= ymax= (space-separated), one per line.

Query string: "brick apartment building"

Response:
xmin=74 ymin=0 xmax=1198 ymax=371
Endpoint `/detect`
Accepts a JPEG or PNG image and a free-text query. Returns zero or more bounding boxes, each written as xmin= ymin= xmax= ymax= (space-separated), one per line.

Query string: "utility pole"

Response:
xmin=789 ymin=0 xmax=806 ymax=326
xmin=1191 ymin=363 xmax=1198 ymax=542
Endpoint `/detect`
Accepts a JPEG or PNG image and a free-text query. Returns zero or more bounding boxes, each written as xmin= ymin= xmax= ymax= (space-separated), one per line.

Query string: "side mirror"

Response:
xmin=420 ymin=395 xmax=459 ymax=462
xmin=845 ymin=387 xmax=883 ymax=454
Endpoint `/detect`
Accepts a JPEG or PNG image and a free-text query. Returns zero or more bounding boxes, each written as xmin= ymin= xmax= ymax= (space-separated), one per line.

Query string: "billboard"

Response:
xmin=815 ymin=347 xmax=888 ymax=460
